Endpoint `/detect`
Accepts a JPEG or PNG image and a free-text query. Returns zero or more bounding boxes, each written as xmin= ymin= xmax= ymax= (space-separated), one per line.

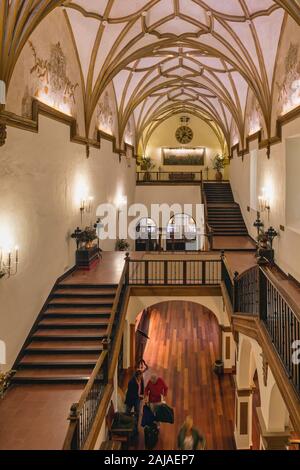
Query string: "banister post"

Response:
xmin=233 ymin=271 xmax=239 ymax=312
xmin=125 ymin=252 xmax=130 ymax=285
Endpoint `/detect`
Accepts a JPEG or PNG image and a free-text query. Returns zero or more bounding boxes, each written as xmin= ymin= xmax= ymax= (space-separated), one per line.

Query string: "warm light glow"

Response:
xmin=37 ymin=91 xmax=72 ymax=116
xmin=115 ymin=194 xmax=128 ymax=210
xmin=74 ymin=174 xmax=89 ymax=208
xmin=281 ymin=79 xmax=300 ymax=115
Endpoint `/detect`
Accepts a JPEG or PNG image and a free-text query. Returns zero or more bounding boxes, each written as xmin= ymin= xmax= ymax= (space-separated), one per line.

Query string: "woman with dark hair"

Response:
xmin=124 ymin=370 xmax=143 ymax=433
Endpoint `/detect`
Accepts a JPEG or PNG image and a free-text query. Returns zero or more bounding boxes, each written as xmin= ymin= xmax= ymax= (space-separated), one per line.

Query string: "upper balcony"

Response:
xmin=136 ymin=170 xmax=229 ymax=185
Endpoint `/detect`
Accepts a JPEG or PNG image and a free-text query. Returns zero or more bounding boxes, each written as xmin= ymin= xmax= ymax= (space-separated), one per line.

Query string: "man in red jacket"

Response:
xmin=145 ymin=374 xmax=168 ymax=411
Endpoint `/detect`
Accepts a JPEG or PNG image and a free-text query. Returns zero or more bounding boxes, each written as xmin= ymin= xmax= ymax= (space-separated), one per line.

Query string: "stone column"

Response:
xmin=256 ymin=408 xmax=291 ymax=450
xmin=234 ymin=384 xmax=253 ymax=449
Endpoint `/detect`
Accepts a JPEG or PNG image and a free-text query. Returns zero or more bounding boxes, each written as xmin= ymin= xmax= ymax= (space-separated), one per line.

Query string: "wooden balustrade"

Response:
xmin=136 ymin=171 xmax=203 ymax=183
xmin=128 ymin=258 xmax=222 ymax=286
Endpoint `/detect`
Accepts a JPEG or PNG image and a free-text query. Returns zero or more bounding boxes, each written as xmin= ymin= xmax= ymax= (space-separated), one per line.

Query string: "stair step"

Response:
xmin=49 ymin=298 xmax=114 ymax=306
xmin=45 ymin=306 xmax=111 ymax=314
xmin=26 ymin=340 xmax=103 ymax=352
xmin=54 ymin=287 xmax=117 ymax=296
xmin=19 ymin=353 xmax=99 ymax=368
xmin=39 ymin=318 xmax=110 ymax=327
xmin=32 ymin=328 xmax=107 ymax=339
xmin=12 ymin=368 xmax=94 ymax=383
xmin=43 ymin=311 xmax=111 ymax=319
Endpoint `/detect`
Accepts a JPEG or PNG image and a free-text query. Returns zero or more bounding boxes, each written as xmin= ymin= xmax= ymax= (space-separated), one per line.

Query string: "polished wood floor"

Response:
xmin=128 ymin=301 xmax=236 ymax=450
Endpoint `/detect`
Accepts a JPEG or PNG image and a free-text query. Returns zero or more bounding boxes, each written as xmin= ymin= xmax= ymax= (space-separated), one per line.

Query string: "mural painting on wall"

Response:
xmin=96 ymin=90 xmax=114 ymax=136
xmin=22 ymin=41 xmax=79 ymax=118
xmin=277 ymin=42 xmax=300 ymax=115
xmin=247 ymin=94 xmax=262 ymax=136
xmin=125 ymin=119 xmax=134 ymax=146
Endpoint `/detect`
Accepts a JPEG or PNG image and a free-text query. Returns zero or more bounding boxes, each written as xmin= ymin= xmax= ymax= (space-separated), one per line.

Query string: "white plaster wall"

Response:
xmin=229 ymin=116 xmax=300 ymax=281
xmin=238 ymin=334 xmax=288 ymax=432
xmin=0 ymin=115 xmax=135 ymax=370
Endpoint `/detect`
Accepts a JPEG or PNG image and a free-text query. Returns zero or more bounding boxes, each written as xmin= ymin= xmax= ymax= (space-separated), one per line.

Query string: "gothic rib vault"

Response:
xmin=1 ymin=0 xmax=300 ymax=154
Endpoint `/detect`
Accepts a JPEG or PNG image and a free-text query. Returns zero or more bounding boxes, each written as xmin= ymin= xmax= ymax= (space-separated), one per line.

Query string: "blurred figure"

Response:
xmin=135 ymin=359 xmax=149 ymax=396
xmin=177 ymin=416 xmax=205 ymax=450
xmin=124 ymin=370 xmax=143 ymax=432
xmin=145 ymin=374 xmax=168 ymax=413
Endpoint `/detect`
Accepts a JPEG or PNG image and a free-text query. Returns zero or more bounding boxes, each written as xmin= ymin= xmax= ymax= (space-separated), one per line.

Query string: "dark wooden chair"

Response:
xmin=106 ymin=401 xmax=136 ymax=449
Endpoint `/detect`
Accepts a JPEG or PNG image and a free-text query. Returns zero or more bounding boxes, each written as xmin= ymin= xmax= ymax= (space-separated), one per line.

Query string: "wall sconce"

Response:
xmin=0 ymin=246 xmax=19 ymax=280
xmin=258 ymin=188 xmax=270 ymax=216
xmin=80 ymin=196 xmax=94 ymax=225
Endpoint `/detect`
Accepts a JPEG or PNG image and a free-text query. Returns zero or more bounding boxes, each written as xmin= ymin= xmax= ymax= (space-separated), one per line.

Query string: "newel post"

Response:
xmin=233 ymin=271 xmax=239 ymax=313
xmin=125 ymin=252 xmax=130 ymax=285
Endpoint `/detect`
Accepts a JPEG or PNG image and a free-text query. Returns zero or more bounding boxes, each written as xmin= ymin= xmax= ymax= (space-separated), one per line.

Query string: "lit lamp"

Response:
xmin=0 ymin=246 xmax=19 ymax=280
xmin=80 ymin=196 xmax=94 ymax=224
xmin=258 ymin=188 xmax=270 ymax=216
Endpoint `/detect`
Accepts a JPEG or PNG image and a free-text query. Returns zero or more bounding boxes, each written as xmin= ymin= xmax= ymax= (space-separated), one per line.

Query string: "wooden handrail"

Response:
xmin=261 ymin=266 xmax=300 ymax=323
xmin=107 ymin=256 xmax=129 ymax=337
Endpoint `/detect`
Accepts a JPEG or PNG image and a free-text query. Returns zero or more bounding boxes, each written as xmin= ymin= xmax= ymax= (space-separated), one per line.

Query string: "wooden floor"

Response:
xmin=0 ymin=384 xmax=83 ymax=450
xmin=128 ymin=301 xmax=236 ymax=450
xmin=213 ymin=236 xmax=256 ymax=251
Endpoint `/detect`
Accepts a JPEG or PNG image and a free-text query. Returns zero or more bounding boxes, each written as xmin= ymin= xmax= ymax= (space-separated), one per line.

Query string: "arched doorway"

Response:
xmin=131 ymin=300 xmax=235 ymax=450
xmin=135 ymin=217 xmax=158 ymax=251
xmin=166 ymin=214 xmax=197 ymax=251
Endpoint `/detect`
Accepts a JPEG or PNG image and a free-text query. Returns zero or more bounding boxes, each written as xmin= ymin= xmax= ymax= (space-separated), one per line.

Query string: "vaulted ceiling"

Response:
xmin=1 ymin=0 xmax=300 ymax=151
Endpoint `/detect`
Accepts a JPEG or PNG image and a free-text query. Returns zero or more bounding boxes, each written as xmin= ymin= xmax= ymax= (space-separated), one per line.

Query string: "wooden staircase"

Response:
xmin=12 ymin=283 xmax=118 ymax=384
xmin=203 ymin=182 xmax=248 ymax=236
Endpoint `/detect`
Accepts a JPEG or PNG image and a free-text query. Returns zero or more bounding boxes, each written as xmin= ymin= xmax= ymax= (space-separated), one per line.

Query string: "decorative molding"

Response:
xmin=230 ymin=104 xmax=300 ymax=159
xmin=260 ymin=352 xmax=269 ymax=387
xmin=0 ymin=99 xmax=136 ymax=160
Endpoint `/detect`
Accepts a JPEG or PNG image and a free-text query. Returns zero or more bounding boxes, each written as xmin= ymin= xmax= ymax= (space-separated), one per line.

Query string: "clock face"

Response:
xmin=175 ymin=126 xmax=194 ymax=144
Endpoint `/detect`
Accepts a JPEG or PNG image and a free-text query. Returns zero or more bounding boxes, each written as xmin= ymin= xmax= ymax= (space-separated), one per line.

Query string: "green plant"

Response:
xmin=0 ymin=370 xmax=15 ymax=398
xmin=212 ymin=154 xmax=225 ymax=172
xmin=115 ymin=238 xmax=130 ymax=251
xmin=141 ymin=156 xmax=155 ymax=172
xmin=71 ymin=226 xmax=97 ymax=249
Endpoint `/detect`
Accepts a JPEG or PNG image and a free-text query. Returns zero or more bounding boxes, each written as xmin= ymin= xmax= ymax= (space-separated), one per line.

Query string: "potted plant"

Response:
xmin=0 ymin=370 xmax=15 ymax=398
xmin=115 ymin=238 xmax=130 ymax=251
xmin=141 ymin=156 xmax=155 ymax=182
xmin=212 ymin=154 xmax=225 ymax=181
xmin=71 ymin=226 xmax=98 ymax=250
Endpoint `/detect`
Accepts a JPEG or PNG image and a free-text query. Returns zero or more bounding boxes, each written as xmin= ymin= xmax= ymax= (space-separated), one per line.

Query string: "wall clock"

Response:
xmin=175 ymin=126 xmax=194 ymax=144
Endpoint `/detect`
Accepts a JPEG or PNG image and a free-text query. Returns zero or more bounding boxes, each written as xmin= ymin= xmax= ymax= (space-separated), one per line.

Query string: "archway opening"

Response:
xmin=127 ymin=300 xmax=235 ymax=450
xmin=166 ymin=214 xmax=197 ymax=251
xmin=135 ymin=217 xmax=158 ymax=252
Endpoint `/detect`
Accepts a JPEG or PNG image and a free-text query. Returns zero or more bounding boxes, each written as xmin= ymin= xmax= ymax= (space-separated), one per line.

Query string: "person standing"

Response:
xmin=124 ymin=370 xmax=143 ymax=432
xmin=145 ymin=374 xmax=168 ymax=412
xmin=177 ymin=416 xmax=206 ymax=450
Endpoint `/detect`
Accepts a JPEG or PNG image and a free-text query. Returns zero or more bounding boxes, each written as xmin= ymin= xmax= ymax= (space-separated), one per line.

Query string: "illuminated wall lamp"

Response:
xmin=0 ymin=246 xmax=19 ymax=280
xmin=80 ymin=196 xmax=94 ymax=225
xmin=258 ymin=190 xmax=270 ymax=217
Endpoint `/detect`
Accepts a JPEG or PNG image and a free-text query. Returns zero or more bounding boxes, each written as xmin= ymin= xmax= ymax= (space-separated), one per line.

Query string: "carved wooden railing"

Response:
xmin=63 ymin=256 xmax=130 ymax=450
xmin=221 ymin=257 xmax=300 ymax=397
xmin=136 ymin=171 xmax=203 ymax=183
xmin=128 ymin=258 xmax=222 ymax=286
xmin=261 ymin=268 xmax=300 ymax=397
